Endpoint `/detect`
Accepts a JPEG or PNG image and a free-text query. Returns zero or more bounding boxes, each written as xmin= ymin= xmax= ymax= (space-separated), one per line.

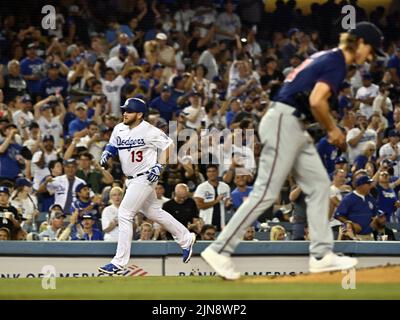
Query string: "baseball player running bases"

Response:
xmin=98 ymin=98 xmax=196 ymax=275
xmin=201 ymin=22 xmax=385 ymax=280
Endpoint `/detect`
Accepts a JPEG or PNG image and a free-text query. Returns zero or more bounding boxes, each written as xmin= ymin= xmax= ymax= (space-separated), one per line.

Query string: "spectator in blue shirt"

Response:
xmin=170 ymin=75 xmax=186 ymax=106
xmin=20 ymin=43 xmax=44 ymax=97
xmin=374 ymin=169 xmax=399 ymax=222
xmin=71 ymin=213 xmax=103 ymax=241
xmin=352 ymin=141 xmax=377 ymax=173
xmin=0 ymin=124 xmax=24 ymax=181
xmin=105 ymin=16 xmax=134 ymax=45
xmin=387 ymin=47 xmax=400 ymax=85
xmin=68 ymin=102 xmax=89 ymax=138
xmin=38 ymin=63 xmax=68 ymax=99
xmin=71 ymin=183 xmax=101 ymax=221
xmin=335 ymin=175 xmax=377 ymax=240
xmin=225 ymin=98 xmax=241 ymax=129
xmin=149 ymin=85 xmax=179 ymax=122
xmin=231 ymin=175 xmax=253 ymax=211
xmin=337 ymin=81 xmax=353 ymax=118
xmin=317 ymin=135 xmax=340 ymax=175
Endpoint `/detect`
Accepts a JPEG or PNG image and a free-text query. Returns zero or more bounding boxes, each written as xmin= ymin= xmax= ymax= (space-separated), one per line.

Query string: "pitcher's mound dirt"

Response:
xmin=243 ymin=265 xmax=400 ymax=284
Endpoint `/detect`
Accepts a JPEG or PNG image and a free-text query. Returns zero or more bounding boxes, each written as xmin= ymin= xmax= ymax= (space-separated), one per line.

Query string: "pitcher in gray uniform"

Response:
xmin=201 ymin=22 xmax=385 ymax=280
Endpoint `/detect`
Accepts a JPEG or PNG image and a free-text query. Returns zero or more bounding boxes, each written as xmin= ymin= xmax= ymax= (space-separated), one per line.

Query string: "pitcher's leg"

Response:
xmin=210 ymin=112 xmax=303 ymax=255
xmin=292 ymin=139 xmax=334 ymax=258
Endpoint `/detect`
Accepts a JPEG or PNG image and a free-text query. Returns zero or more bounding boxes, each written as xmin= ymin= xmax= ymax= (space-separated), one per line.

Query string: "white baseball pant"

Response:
xmin=111 ymin=175 xmax=193 ymax=267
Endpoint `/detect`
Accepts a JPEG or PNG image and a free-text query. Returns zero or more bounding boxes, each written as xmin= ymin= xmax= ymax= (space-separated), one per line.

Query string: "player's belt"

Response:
xmin=127 ymin=172 xmax=148 ymax=179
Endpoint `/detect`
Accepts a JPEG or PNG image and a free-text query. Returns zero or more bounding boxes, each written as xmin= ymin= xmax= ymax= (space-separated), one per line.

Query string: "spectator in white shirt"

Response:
xmin=94 ymin=60 xmax=132 ymax=117
xmin=379 ymin=130 xmax=400 ymax=176
xmin=198 ymin=42 xmax=220 ymax=82
xmin=106 ymin=46 xmax=129 ymax=73
xmin=346 ymin=113 xmax=378 ymax=164
xmin=182 ymin=91 xmax=206 ymax=130
xmin=372 ymin=82 xmax=393 ymax=129
xmin=33 ymin=95 xmax=66 ymax=148
xmin=31 ymin=135 xmax=58 ymax=191
xmin=356 ymin=73 xmax=379 ymax=119
xmin=194 ymin=164 xmax=231 ymax=231
xmin=101 ymin=186 xmax=123 ymax=241
xmin=13 ymin=95 xmax=34 ymax=134
xmin=109 ymin=33 xmax=139 ymax=60
xmin=173 ymin=0 xmax=195 ymax=33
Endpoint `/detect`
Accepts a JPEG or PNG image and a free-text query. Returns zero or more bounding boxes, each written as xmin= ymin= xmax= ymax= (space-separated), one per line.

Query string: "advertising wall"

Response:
xmin=1 ymin=256 xmax=400 ymax=278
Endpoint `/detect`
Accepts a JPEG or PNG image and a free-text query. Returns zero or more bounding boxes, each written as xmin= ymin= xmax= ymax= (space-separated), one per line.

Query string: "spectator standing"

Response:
xmin=75 ymin=152 xmax=113 ymax=194
xmin=31 ymin=135 xmax=58 ymax=191
xmin=346 ymin=113 xmax=378 ymax=164
xmin=102 ymin=186 xmax=123 ymax=241
xmin=12 ymin=95 xmax=34 ymax=134
xmin=215 ymin=1 xmax=242 ymax=49
xmin=38 ymin=63 xmax=68 ymax=99
xmin=44 ymin=158 xmax=86 ymax=215
xmin=355 ymin=73 xmax=379 ymax=119
xmin=182 ymin=91 xmax=206 ymax=130
xmin=379 ymin=129 xmax=400 ymax=176
xmin=109 ymin=33 xmax=139 ymax=60
xmin=20 ymin=43 xmax=44 ymax=98
xmin=198 ymin=42 xmax=220 ymax=82
xmin=33 ymin=96 xmax=66 ymax=148
xmin=149 ymin=85 xmax=178 ymax=122
xmin=373 ymin=168 xmax=399 ymax=222
xmin=230 ymin=175 xmax=253 ymax=211
xmin=68 ymin=102 xmax=90 ymax=138
xmin=0 ymin=60 xmax=27 ymax=103
xmin=0 ymin=124 xmax=25 ymax=182
xmin=194 ymin=165 xmax=231 ymax=231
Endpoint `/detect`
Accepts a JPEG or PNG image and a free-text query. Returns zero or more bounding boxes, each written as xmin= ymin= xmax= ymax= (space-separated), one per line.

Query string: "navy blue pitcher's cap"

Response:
xmin=349 ymin=22 xmax=385 ymax=57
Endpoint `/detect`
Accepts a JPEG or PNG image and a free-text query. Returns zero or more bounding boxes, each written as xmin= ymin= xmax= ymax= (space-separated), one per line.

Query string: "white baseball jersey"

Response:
xmin=46 ymin=175 xmax=86 ymax=209
xmin=109 ymin=120 xmax=173 ymax=177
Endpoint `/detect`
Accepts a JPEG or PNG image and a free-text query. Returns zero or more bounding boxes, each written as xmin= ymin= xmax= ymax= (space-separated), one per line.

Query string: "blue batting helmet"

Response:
xmin=120 ymin=98 xmax=148 ymax=114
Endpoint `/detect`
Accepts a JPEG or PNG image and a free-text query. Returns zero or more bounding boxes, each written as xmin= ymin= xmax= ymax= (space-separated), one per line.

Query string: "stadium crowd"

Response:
xmin=0 ymin=0 xmax=399 ymax=242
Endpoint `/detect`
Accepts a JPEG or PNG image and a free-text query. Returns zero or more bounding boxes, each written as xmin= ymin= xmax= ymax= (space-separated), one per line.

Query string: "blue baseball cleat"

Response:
xmin=98 ymin=263 xmax=124 ymax=275
xmin=182 ymin=233 xmax=197 ymax=263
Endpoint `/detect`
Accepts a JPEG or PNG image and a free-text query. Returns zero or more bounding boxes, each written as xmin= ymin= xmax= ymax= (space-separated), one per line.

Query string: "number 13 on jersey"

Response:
xmin=131 ymin=150 xmax=143 ymax=162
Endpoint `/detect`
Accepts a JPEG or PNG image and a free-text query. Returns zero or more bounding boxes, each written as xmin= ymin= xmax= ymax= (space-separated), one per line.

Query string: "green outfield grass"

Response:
xmin=0 ymin=276 xmax=399 ymax=300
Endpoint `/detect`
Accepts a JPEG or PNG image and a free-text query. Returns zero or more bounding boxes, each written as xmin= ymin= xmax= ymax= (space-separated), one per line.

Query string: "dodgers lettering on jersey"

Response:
xmin=274 ymin=49 xmax=347 ymax=113
xmin=109 ymin=120 xmax=173 ymax=177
